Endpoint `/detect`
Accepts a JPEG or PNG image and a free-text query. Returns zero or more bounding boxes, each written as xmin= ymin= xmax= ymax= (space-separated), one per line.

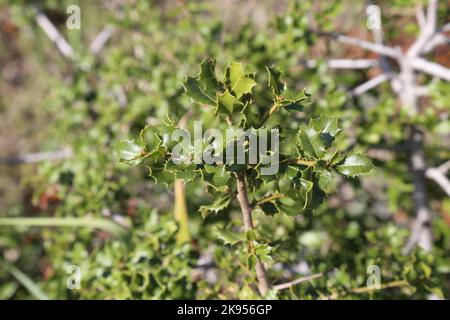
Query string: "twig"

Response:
xmin=318 ymin=31 xmax=399 ymax=58
xmin=0 ymin=149 xmax=72 ymax=165
xmin=327 ymin=59 xmax=379 ymax=69
xmin=90 ymin=25 xmax=115 ymax=55
xmin=273 ymin=270 xmax=331 ymax=291
xmin=351 ymin=73 xmax=390 ymax=96
xmin=235 ymin=172 xmax=269 ymax=296
xmin=256 ymin=193 xmax=285 ymax=206
xmin=33 ymin=7 xmax=74 ymax=59
xmin=408 ymin=0 xmax=438 ymax=57
xmin=437 ymin=159 xmax=450 ymax=173
xmin=416 ymin=5 xmax=427 ymax=30
xmin=426 ymin=167 xmax=450 ymax=196
xmin=410 ymin=57 xmax=450 ymax=81
xmin=423 ymin=30 xmax=450 ymax=54
xmin=321 ymin=280 xmax=409 ymax=300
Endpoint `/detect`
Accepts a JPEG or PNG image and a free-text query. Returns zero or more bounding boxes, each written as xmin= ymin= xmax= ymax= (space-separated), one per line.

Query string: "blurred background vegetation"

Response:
xmin=0 ymin=0 xmax=449 ymax=299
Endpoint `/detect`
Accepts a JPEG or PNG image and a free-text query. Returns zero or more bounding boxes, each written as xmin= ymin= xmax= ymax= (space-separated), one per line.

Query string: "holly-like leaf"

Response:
xmin=298 ymin=127 xmax=328 ymax=159
xmin=336 ymin=153 xmax=374 ymax=177
xmin=310 ymin=115 xmax=340 ymax=137
xmin=147 ymin=165 xmax=175 ymax=187
xmin=281 ymin=88 xmax=309 ymax=104
xmin=317 ymin=169 xmax=338 ymax=193
xmin=216 ymin=89 xmax=244 ymax=114
xmin=266 ymin=66 xmax=284 ymax=96
xmin=214 ymin=227 xmax=244 ymax=245
xmin=199 ymin=194 xmax=231 ymax=218
xmin=254 ymin=243 xmax=273 ymax=263
xmin=298 ymin=116 xmax=338 ymax=159
xmin=226 ymin=62 xmax=256 ymax=99
xmin=183 ymin=77 xmax=216 ymax=105
xmin=183 ymin=58 xmax=222 ymax=105
xmin=201 ymin=166 xmax=230 ymax=191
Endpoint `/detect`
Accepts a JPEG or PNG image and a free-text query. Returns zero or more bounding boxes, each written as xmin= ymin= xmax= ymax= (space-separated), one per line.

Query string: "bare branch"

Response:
xmin=0 ymin=149 xmax=72 ymax=165
xmin=426 ymin=0 xmax=438 ymax=33
xmin=321 ymin=280 xmax=409 ymax=300
xmin=411 ymin=57 xmax=450 ymax=81
xmin=426 ymin=167 xmax=450 ymax=196
xmin=235 ymin=172 xmax=269 ymax=296
xmin=273 ymin=270 xmax=332 ymax=291
xmin=403 ymin=128 xmax=433 ymax=254
xmin=90 ymin=25 xmax=115 ymax=55
xmin=34 ymin=8 xmax=74 ymax=59
xmin=327 ymin=59 xmax=379 ymax=69
xmin=318 ymin=31 xmax=399 ymax=58
xmin=415 ymin=5 xmax=426 ymax=30
xmin=351 ymin=73 xmax=390 ymax=96
xmin=437 ymin=159 xmax=450 ymax=173
xmin=408 ymin=0 xmax=439 ymax=57
xmin=423 ymin=34 xmax=450 ymax=54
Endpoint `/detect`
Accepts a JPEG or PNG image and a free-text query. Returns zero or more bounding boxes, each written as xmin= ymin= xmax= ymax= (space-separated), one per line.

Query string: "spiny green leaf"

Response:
xmin=336 ymin=153 xmax=374 ymax=177
xmin=226 ymin=62 xmax=256 ymax=99
xmin=298 ymin=127 xmax=328 ymax=159
xmin=183 ymin=77 xmax=216 ymax=105
xmin=214 ymin=227 xmax=244 ymax=245
xmin=281 ymin=88 xmax=309 ymax=103
xmin=147 ymin=165 xmax=175 ymax=187
xmin=199 ymin=194 xmax=231 ymax=218
xmin=201 ymin=166 xmax=230 ymax=191
xmin=266 ymin=66 xmax=284 ymax=96
xmin=216 ymin=89 xmax=244 ymax=114
xmin=254 ymin=243 xmax=273 ymax=263
xmin=183 ymin=58 xmax=222 ymax=105
xmin=310 ymin=114 xmax=340 ymax=137
xmin=199 ymin=58 xmax=222 ymax=94
xmin=317 ymin=169 xmax=338 ymax=193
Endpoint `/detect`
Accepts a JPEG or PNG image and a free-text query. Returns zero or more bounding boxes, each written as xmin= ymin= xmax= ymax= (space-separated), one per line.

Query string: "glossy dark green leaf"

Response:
xmin=336 ymin=153 xmax=374 ymax=177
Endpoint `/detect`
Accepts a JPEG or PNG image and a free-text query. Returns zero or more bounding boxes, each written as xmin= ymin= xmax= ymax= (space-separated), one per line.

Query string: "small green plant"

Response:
xmin=120 ymin=59 xmax=373 ymax=296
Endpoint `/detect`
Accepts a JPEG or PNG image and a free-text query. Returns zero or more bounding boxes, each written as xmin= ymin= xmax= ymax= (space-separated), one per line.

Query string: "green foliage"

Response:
xmin=1 ymin=0 xmax=449 ymax=300
xmin=123 ymin=61 xmax=373 ymax=220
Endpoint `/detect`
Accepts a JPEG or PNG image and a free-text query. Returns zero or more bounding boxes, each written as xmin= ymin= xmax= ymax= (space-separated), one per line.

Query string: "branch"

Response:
xmin=0 ymin=149 xmax=72 ymax=165
xmin=426 ymin=163 xmax=450 ymax=197
xmin=327 ymin=59 xmax=379 ymax=69
xmin=408 ymin=0 xmax=439 ymax=57
xmin=422 ymin=23 xmax=450 ymax=54
xmin=403 ymin=128 xmax=433 ymax=254
xmin=33 ymin=7 xmax=74 ymax=59
xmin=256 ymin=193 xmax=285 ymax=206
xmin=426 ymin=0 xmax=438 ymax=33
xmin=273 ymin=270 xmax=333 ymax=291
xmin=411 ymin=57 xmax=450 ymax=81
xmin=235 ymin=172 xmax=269 ymax=296
xmin=318 ymin=31 xmax=399 ymax=58
xmin=351 ymin=73 xmax=390 ymax=96
xmin=415 ymin=5 xmax=426 ymax=30
xmin=90 ymin=25 xmax=115 ymax=55
xmin=437 ymin=159 xmax=450 ymax=173
xmin=321 ymin=280 xmax=409 ymax=300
